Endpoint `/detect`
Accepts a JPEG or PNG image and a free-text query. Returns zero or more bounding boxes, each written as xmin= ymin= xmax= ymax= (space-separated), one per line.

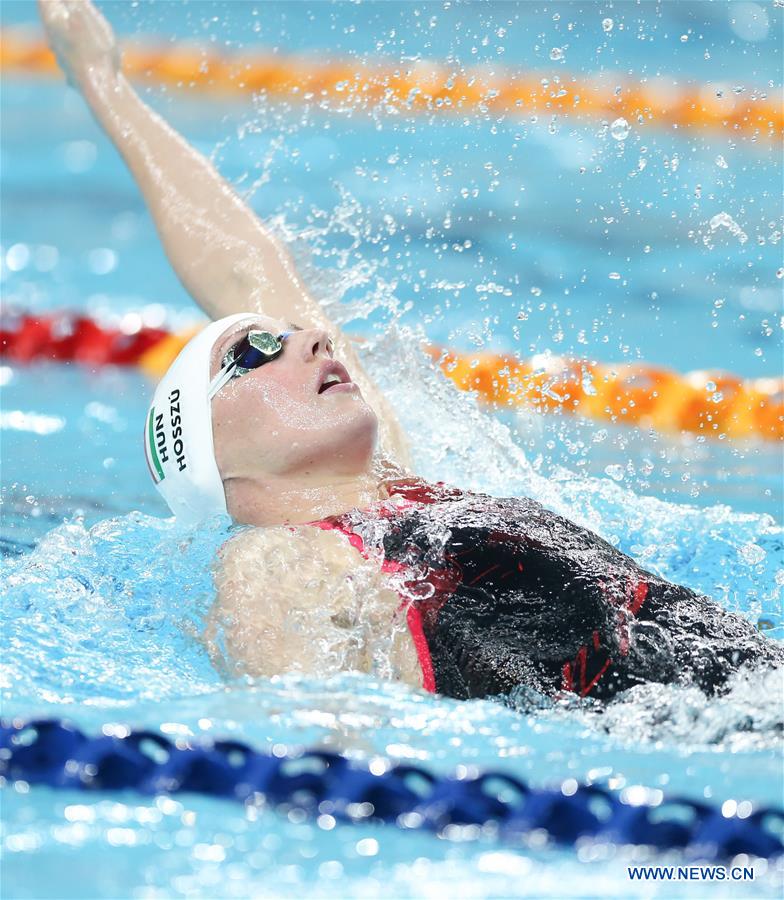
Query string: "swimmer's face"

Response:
xmin=209 ymin=315 xmax=378 ymax=492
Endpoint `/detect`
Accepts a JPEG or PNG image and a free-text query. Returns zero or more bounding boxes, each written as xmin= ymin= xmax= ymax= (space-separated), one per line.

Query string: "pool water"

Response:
xmin=1 ymin=1 xmax=783 ymax=897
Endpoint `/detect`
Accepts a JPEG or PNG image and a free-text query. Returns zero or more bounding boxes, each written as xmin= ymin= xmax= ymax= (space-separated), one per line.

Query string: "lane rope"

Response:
xmin=2 ymin=718 xmax=782 ymax=860
xmin=424 ymin=344 xmax=783 ymax=442
xmin=1 ymin=310 xmax=781 ymax=441
xmin=1 ymin=29 xmax=781 ymax=137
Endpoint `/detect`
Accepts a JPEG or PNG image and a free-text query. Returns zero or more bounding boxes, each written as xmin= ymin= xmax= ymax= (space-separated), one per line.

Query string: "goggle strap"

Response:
xmin=208 ymin=361 xmax=238 ymax=401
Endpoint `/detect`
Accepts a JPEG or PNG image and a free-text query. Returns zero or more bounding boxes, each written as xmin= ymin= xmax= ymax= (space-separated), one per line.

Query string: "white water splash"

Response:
xmin=705 ymin=211 xmax=748 ymax=246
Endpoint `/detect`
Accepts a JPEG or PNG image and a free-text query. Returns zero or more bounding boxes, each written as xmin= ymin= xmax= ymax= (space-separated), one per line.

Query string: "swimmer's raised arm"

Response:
xmin=39 ymin=0 xmax=411 ymax=465
xmin=39 ymin=0 xmax=314 ymax=325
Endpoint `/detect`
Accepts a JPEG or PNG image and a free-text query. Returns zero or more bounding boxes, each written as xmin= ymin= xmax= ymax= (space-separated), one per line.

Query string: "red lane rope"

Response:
xmin=2 ymin=310 xmax=781 ymax=442
xmin=0 ymin=311 xmax=167 ymax=366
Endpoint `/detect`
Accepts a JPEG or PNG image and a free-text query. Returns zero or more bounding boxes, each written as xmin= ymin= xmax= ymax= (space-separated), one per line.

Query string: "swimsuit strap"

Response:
xmin=382 ymin=478 xmax=465 ymax=505
xmin=305 ymin=478 xmax=450 ymax=694
xmin=306 ymin=479 xmax=459 ymax=532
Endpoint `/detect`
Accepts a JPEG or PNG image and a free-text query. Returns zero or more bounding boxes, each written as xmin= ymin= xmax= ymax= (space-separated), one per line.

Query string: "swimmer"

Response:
xmin=39 ymin=0 xmax=783 ymax=701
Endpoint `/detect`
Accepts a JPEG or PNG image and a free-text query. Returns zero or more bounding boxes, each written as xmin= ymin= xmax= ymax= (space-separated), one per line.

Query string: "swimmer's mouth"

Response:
xmin=317 ymin=361 xmax=354 ymax=394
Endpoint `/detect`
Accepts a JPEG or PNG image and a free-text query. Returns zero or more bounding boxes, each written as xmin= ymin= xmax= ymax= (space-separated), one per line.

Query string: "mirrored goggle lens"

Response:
xmin=210 ymin=330 xmax=290 ymax=401
xmin=234 ymin=341 xmax=267 ymax=370
xmin=229 ymin=330 xmax=287 ymax=372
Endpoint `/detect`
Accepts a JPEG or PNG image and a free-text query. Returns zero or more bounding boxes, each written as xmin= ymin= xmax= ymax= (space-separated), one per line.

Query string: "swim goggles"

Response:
xmin=208 ymin=329 xmax=292 ymax=400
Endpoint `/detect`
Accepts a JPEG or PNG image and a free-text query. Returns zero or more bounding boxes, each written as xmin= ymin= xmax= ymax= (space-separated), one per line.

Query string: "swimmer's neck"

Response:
xmin=223 ymin=456 xmax=410 ymax=527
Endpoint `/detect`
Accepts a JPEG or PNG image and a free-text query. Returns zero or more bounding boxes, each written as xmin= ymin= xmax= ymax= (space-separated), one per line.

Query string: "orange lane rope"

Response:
xmin=1 ymin=29 xmax=781 ymax=137
xmin=424 ymin=345 xmax=783 ymax=442
xmin=1 ymin=312 xmax=780 ymax=441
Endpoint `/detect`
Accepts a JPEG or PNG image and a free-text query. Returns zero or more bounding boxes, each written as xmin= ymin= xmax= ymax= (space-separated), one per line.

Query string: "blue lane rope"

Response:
xmin=1 ymin=719 xmax=782 ymax=860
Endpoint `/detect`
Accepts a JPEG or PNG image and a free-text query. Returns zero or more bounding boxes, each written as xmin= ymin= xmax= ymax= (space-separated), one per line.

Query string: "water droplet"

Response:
xmin=604 ymin=464 xmax=625 ymax=482
xmin=549 ymin=47 xmax=564 ymax=61
xmin=680 ymin=33 xmax=689 ymax=43
xmin=715 ymin=155 xmax=728 ymax=169
xmin=409 ymin=580 xmax=436 ymax=599
xmin=530 ymin=286 xmax=542 ymax=297
xmin=738 ymin=543 xmax=766 ymax=566
xmin=608 ymin=272 xmax=621 ymax=280
xmin=610 ymin=117 xmax=630 ymax=141
xmin=33 ymin=244 xmax=60 ymax=272
xmin=88 ymin=248 xmax=118 ymax=275
xmin=705 ymin=381 xmax=717 ymax=393
xmin=708 ymin=212 xmax=748 ymax=245
xmin=776 ymin=268 xmax=783 ymax=279
xmin=5 ymin=243 xmax=30 ymax=272
xmin=356 ymin=837 xmax=379 ymax=857
xmin=602 ymin=18 xmax=614 ymax=33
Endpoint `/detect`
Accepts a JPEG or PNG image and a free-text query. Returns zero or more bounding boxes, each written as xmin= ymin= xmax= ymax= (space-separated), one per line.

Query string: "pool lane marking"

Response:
xmin=1 ymin=29 xmax=781 ymax=138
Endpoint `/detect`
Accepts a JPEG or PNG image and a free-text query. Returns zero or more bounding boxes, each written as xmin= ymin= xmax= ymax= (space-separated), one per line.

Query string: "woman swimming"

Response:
xmin=40 ymin=0 xmax=783 ymax=701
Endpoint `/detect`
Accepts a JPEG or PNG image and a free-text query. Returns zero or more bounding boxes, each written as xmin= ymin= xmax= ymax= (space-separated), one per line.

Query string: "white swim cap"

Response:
xmin=143 ymin=313 xmax=259 ymax=523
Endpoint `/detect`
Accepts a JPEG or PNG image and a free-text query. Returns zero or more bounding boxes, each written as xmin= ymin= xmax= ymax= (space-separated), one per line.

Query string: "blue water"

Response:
xmin=2 ymin=1 xmax=783 ymax=897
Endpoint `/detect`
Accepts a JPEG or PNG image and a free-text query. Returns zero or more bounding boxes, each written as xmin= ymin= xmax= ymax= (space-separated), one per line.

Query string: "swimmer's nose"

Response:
xmin=299 ymin=328 xmax=334 ymax=361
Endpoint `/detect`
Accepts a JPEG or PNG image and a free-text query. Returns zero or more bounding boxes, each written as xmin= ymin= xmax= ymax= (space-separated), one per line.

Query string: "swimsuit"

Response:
xmin=310 ymin=479 xmax=782 ymax=701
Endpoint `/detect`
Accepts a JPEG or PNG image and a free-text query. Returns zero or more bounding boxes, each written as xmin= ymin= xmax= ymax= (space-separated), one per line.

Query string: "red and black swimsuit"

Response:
xmin=311 ymin=479 xmax=782 ymax=702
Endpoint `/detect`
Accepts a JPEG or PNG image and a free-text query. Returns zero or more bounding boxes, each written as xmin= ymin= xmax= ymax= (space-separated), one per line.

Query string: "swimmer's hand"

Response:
xmin=38 ymin=0 xmax=120 ymax=89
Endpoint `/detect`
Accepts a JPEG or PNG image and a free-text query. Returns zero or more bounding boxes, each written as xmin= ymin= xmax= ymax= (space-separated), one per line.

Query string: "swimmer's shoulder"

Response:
xmin=212 ymin=523 xmax=371 ymax=623
xmin=216 ymin=521 xmax=364 ymax=579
